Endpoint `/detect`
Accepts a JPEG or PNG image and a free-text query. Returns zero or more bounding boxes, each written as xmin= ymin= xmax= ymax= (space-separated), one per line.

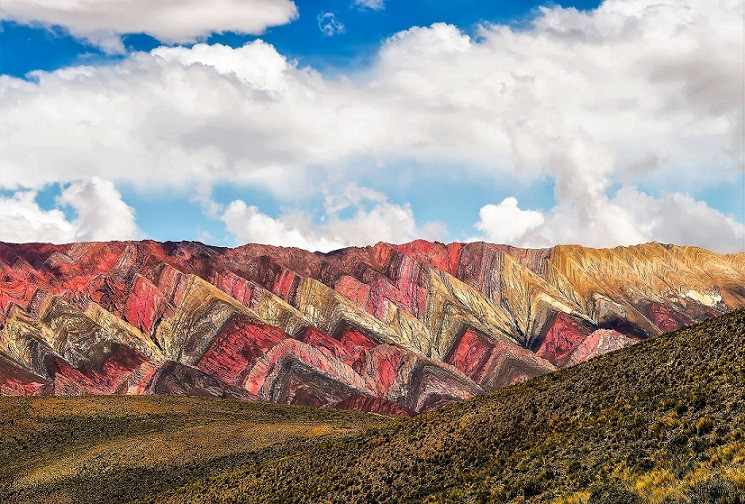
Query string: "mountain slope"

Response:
xmin=148 ymin=309 xmax=745 ymax=503
xmin=1 ymin=240 xmax=743 ymax=414
xmin=1 ymin=309 xmax=743 ymax=503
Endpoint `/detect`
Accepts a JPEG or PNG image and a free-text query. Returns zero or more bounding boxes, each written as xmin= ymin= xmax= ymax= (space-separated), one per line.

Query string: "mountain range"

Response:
xmin=3 ymin=308 xmax=743 ymax=503
xmin=1 ymin=240 xmax=743 ymax=414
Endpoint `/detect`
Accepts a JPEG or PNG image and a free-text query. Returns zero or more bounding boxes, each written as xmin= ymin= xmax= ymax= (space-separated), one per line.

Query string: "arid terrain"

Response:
xmin=1 ymin=309 xmax=743 ymax=503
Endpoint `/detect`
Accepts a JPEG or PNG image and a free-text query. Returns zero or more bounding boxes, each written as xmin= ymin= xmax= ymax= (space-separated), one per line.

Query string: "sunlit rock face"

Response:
xmin=0 ymin=240 xmax=742 ymax=414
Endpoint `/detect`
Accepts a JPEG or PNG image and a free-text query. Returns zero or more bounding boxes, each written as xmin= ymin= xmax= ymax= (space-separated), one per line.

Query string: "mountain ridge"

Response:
xmin=1 ymin=239 xmax=743 ymax=414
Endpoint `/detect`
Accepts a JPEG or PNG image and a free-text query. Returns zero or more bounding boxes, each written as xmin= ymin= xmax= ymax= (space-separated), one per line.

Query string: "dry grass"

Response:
xmin=0 ymin=395 xmax=388 ymax=504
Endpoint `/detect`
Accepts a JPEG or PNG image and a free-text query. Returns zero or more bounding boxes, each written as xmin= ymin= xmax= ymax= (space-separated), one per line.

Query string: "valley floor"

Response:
xmin=0 ymin=396 xmax=390 ymax=503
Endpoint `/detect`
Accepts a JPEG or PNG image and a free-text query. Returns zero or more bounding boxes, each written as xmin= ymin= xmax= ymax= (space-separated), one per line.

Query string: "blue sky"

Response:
xmin=0 ymin=0 xmax=743 ymax=251
xmin=2 ymin=1 xmax=603 ymax=76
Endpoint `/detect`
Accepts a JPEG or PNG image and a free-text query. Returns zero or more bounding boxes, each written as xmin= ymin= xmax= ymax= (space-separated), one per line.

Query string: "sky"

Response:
xmin=0 ymin=0 xmax=743 ymax=253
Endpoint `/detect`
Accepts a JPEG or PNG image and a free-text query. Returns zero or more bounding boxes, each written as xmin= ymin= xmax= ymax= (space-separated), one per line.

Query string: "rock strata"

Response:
xmin=0 ymin=240 xmax=742 ymax=414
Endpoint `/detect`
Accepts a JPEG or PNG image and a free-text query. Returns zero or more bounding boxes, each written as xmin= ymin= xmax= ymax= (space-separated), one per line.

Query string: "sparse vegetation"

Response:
xmin=0 ymin=396 xmax=388 ymax=503
xmin=2 ymin=309 xmax=744 ymax=503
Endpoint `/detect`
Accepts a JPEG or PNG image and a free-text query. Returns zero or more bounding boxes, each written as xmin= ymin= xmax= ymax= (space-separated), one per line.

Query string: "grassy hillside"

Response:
xmin=2 ymin=310 xmax=744 ymax=503
xmin=0 ymin=396 xmax=388 ymax=503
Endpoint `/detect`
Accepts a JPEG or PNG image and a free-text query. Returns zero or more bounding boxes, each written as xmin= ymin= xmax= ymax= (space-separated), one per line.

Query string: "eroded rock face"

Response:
xmin=0 ymin=240 xmax=742 ymax=414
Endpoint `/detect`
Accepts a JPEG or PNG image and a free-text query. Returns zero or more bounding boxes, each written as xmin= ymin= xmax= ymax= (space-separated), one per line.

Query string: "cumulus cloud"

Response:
xmin=471 ymin=188 xmax=745 ymax=253
xmin=317 ymin=12 xmax=345 ymax=37
xmin=0 ymin=178 xmax=140 ymax=243
xmin=611 ymin=187 xmax=745 ymax=252
xmin=220 ymin=185 xmax=444 ymax=251
xmin=472 ymin=198 xmax=544 ymax=244
xmin=0 ymin=192 xmax=75 ymax=243
xmin=1 ymin=41 xmax=321 ymax=195
xmin=0 ymin=0 xmax=298 ymax=53
xmin=57 ymin=178 xmax=140 ymax=241
xmin=1 ymin=0 xmax=742 ymax=250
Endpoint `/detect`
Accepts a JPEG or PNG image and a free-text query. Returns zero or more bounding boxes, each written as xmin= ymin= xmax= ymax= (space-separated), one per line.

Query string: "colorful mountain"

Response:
xmin=1 ymin=240 xmax=743 ymax=414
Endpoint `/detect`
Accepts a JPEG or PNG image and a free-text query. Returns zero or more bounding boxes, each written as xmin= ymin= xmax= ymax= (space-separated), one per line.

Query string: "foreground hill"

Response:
xmin=1 ymin=240 xmax=743 ymax=414
xmin=2 ymin=310 xmax=743 ymax=503
xmin=0 ymin=396 xmax=387 ymax=504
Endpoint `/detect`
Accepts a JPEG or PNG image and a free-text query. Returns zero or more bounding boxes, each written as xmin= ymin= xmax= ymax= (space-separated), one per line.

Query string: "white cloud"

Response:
xmin=471 ymin=188 xmax=745 ymax=253
xmin=0 ymin=178 xmax=140 ymax=243
xmin=0 ymin=0 xmax=298 ymax=53
xmin=0 ymin=191 xmax=75 ymax=243
xmin=354 ymin=0 xmax=384 ymax=10
xmin=472 ymin=198 xmax=544 ymax=244
xmin=0 ymin=41 xmax=327 ymax=195
xmin=188 ymin=184 xmax=223 ymax=218
xmin=222 ymin=200 xmax=330 ymax=250
xmin=612 ymin=187 xmax=745 ymax=252
xmin=57 ymin=177 xmax=140 ymax=241
xmin=0 ymin=0 xmax=742 ymax=250
xmin=220 ymin=184 xmax=444 ymax=251
xmin=317 ymin=12 xmax=345 ymax=37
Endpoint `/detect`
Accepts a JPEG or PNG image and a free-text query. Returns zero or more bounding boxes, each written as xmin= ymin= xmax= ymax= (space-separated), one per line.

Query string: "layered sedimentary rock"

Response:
xmin=0 ymin=239 xmax=742 ymax=414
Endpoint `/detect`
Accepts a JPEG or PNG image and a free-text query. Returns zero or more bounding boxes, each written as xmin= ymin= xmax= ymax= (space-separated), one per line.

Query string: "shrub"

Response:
xmin=522 ymin=480 xmax=541 ymax=498
xmin=696 ymin=417 xmax=715 ymax=435
xmin=626 ymin=448 xmax=654 ymax=471
xmin=589 ymin=482 xmax=642 ymax=504
xmin=687 ymin=476 xmax=744 ymax=504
